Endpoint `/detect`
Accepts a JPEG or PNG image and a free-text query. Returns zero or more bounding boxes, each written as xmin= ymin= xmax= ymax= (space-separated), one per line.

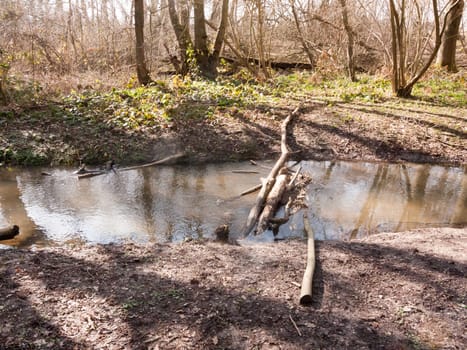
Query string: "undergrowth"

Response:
xmin=0 ymin=68 xmax=465 ymax=166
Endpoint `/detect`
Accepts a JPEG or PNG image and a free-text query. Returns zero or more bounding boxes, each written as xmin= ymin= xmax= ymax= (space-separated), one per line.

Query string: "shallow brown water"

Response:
xmin=0 ymin=161 xmax=465 ymax=247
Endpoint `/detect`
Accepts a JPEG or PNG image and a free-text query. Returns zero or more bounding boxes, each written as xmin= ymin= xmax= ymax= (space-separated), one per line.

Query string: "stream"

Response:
xmin=0 ymin=160 xmax=465 ymax=247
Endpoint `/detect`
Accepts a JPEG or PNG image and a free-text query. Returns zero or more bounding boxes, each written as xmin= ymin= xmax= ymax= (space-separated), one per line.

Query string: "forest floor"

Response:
xmin=0 ymin=228 xmax=466 ymax=349
xmin=0 ymin=72 xmax=466 ymax=349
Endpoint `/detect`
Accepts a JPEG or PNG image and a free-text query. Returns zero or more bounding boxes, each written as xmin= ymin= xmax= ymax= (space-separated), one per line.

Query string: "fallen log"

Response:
xmin=256 ymin=167 xmax=289 ymax=235
xmin=241 ymin=106 xmax=300 ymax=236
xmin=77 ymin=170 xmax=106 ymax=179
xmin=77 ymin=153 xmax=185 ymax=179
xmin=231 ymin=170 xmax=260 ymax=174
xmin=300 ymin=213 xmax=316 ymax=305
xmin=117 ymin=152 xmax=186 ymax=172
xmin=0 ymin=225 xmax=20 ymax=241
xmin=221 ymin=55 xmax=313 ymax=70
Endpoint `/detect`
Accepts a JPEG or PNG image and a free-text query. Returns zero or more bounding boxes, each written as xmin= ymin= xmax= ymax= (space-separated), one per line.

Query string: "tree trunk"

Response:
xmin=389 ymin=0 xmax=446 ymax=97
xmin=193 ymin=0 xmax=210 ymax=76
xmin=167 ymin=0 xmax=192 ymax=75
xmin=193 ymin=0 xmax=229 ymax=79
xmin=134 ymin=0 xmax=151 ymax=85
xmin=436 ymin=0 xmax=464 ymax=72
xmin=338 ymin=0 xmax=356 ymax=81
xmin=290 ymin=0 xmax=315 ymax=69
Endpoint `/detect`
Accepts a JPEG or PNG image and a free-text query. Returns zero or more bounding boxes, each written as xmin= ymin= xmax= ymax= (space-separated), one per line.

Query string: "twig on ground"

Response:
xmin=289 ymin=314 xmax=302 ymax=336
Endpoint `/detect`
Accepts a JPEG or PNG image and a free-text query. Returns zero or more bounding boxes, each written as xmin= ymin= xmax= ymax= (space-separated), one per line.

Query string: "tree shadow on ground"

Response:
xmin=340 ymin=104 xmax=467 ymax=140
xmin=289 ymin=113 xmax=454 ymax=164
xmin=2 ymin=239 xmax=464 ymax=349
xmin=346 ymin=101 xmax=467 ymax=123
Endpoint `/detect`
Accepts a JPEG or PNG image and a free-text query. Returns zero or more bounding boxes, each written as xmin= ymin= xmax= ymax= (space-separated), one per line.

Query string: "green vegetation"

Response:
xmin=0 ymin=69 xmax=465 ymax=166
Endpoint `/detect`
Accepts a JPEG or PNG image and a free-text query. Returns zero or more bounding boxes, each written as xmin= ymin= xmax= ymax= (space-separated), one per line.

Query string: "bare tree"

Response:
xmin=167 ymin=0 xmax=192 ymax=74
xmin=134 ymin=0 xmax=152 ymax=85
xmin=289 ymin=0 xmax=315 ymax=69
xmin=389 ymin=0 xmax=460 ymax=97
xmin=338 ymin=0 xmax=357 ymax=81
xmin=168 ymin=0 xmax=229 ymax=78
xmin=436 ymin=0 xmax=464 ymax=72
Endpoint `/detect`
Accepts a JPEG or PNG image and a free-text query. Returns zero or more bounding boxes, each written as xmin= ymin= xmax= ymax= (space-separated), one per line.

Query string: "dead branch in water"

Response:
xmin=240 ymin=183 xmax=263 ymax=197
xmin=118 ymin=152 xmax=185 ymax=172
xmin=241 ymin=106 xmax=301 ymax=236
xmin=0 ymin=225 xmax=20 ymax=241
xmin=77 ymin=153 xmax=185 ymax=179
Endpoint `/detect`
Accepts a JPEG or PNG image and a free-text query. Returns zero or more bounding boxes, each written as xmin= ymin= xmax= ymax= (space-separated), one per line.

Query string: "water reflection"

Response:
xmin=0 ymin=161 xmax=465 ymax=247
xmin=278 ymin=161 xmax=466 ymax=240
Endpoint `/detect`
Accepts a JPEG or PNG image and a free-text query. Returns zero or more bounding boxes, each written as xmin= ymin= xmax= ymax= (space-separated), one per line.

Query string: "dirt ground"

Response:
xmin=0 ymin=227 xmax=466 ymax=349
xmin=1 ymin=98 xmax=466 ymax=167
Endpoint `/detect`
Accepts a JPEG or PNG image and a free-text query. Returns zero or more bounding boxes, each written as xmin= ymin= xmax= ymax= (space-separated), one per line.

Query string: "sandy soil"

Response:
xmin=0 ymin=227 xmax=466 ymax=349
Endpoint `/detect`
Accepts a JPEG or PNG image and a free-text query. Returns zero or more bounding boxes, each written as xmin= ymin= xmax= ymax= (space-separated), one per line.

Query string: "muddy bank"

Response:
xmin=1 ymin=227 xmax=466 ymax=349
xmin=1 ymin=99 xmax=466 ymax=167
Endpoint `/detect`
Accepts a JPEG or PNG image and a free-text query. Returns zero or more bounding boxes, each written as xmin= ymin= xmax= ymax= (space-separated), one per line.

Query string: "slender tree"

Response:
xmin=134 ymin=0 xmax=151 ymax=85
xmin=389 ymin=0 xmax=459 ymax=97
xmin=167 ymin=0 xmax=192 ymax=74
xmin=436 ymin=0 xmax=464 ymax=72
xmin=168 ymin=0 xmax=229 ymax=78
xmin=338 ymin=0 xmax=356 ymax=81
xmin=289 ymin=0 xmax=315 ymax=69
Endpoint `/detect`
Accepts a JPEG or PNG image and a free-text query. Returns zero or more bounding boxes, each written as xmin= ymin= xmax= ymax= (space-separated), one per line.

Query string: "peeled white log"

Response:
xmin=300 ymin=214 xmax=315 ymax=305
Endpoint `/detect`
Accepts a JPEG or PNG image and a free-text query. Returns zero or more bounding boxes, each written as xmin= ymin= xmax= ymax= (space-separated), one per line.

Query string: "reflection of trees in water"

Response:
xmin=451 ymin=166 xmax=467 ymax=226
xmin=396 ymin=165 xmax=430 ymax=231
xmin=141 ymin=168 xmax=157 ymax=239
xmin=349 ymin=164 xmax=389 ymax=239
xmin=147 ymin=165 xmax=210 ymax=242
xmin=0 ymin=172 xmax=40 ymax=246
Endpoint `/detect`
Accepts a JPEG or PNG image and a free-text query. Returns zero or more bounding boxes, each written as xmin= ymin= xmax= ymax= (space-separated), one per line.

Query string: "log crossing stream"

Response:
xmin=0 ymin=161 xmax=465 ymax=247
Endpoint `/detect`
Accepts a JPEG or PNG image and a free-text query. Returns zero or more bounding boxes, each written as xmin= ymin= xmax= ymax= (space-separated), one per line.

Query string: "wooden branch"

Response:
xmin=78 ymin=153 xmax=185 ymax=179
xmin=241 ymin=106 xmax=300 ymax=236
xmin=240 ymin=183 xmax=262 ymax=196
xmin=231 ymin=170 xmax=260 ymax=174
xmin=118 ymin=152 xmax=185 ymax=172
xmin=300 ymin=213 xmax=316 ymax=305
xmin=289 ymin=315 xmax=302 ymax=336
xmin=77 ymin=170 xmax=106 ymax=180
xmin=0 ymin=225 xmax=19 ymax=241
xmin=287 ymin=165 xmax=302 ymax=192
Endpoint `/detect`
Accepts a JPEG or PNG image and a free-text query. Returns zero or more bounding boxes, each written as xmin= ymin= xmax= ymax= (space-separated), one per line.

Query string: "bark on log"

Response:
xmin=300 ymin=214 xmax=316 ymax=305
xmin=241 ymin=106 xmax=300 ymax=236
xmin=0 ymin=225 xmax=20 ymax=241
xmin=256 ymin=168 xmax=289 ymax=234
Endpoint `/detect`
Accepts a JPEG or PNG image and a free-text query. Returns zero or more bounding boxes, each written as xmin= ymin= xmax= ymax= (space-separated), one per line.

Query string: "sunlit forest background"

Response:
xmin=1 ymin=0 xmax=465 ymax=99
